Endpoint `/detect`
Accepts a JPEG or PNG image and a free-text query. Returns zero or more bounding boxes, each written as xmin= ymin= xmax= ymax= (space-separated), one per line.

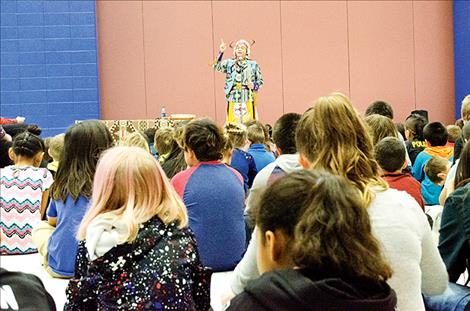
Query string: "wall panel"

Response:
xmin=281 ymin=1 xmax=349 ymax=114
xmin=142 ymin=1 xmax=215 ymax=118
xmin=348 ymin=1 xmax=415 ymax=122
xmin=96 ymin=0 xmax=146 ymax=120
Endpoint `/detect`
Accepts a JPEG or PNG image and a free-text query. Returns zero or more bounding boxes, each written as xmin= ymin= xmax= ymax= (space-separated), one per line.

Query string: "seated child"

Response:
xmin=64 ymin=146 xmax=211 ymax=310
xmin=365 ymin=114 xmax=398 ymax=145
xmin=404 ymin=113 xmax=428 ymax=165
xmin=160 ymin=127 xmax=187 ymax=179
xmin=446 ymin=125 xmax=462 ymax=148
xmin=412 ymin=121 xmax=453 ymax=182
xmin=46 ymin=133 xmax=64 ymax=177
xmin=375 ymin=137 xmax=424 ymax=210
xmin=225 ymin=123 xmax=257 ymax=192
xmin=154 ymin=127 xmax=175 ymax=164
xmin=121 ymin=131 xmax=150 ymax=153
xmin=423 ymin=156 xmax=451 ymax=205
xmin=0 ymin=132 xmax=53 ymax=255
xmin=227 ymin=170 xmax=396 ymax=310
xmin=246 ymin=122 xmax=275 ymax=171
xmin=171 ymin=118 xmax=246 ymax=271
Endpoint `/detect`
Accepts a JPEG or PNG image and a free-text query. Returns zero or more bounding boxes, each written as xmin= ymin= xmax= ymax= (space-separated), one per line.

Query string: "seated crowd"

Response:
xmin=0 ymin=93 xmax=470 ymax=310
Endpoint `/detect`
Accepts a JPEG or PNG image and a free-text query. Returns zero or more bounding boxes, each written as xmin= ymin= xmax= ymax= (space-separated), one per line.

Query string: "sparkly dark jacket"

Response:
xmin=64 ymin=216 xmax=212 ymax=310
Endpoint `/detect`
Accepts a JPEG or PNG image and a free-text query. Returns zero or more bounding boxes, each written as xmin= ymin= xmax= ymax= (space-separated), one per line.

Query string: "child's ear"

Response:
xmin=437 ymin=172 xmax=447 ymax=185
xmin=401 ymin=160 xmax=408 ymax=170
xmin=405 ymin=129 xmax=411 ymax=140
xmin=265 ymin=230 xmax=283 ymax=262
xmin=8 ymin=147 xmax=15 ymax=161
xmin=424 ymin=139 xmax=430 ymax=147
xmin=299 ymin=153 xmax=310 ymax=169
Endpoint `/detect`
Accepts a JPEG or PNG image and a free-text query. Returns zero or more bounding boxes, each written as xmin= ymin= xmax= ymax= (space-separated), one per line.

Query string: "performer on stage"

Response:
xmin=214 ymin=39 xmax=263 ymax=123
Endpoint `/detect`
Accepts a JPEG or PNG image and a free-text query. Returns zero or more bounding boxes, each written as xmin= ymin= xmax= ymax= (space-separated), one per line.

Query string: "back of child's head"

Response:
xmin=183 ymin=118 xmax=225 ymax=162
xmin=461 ymin=94 xmax=470 ymax=121
xmin=375 ymin=137 xmax=405 ymax=173
xmin=77 ymin=146 xmax=188 ymax=242
xmin=364 ymin=114 xmax=398 ymax=145
xmin=455 ymin=119 xmax=464 ymax=129
xmin=423 ymin=122 xmax=448 ymax=146
xmin=122 ymin=132 xmax=150 ymax=153
xmin=365 ymin=100 xmax=394 ymax=119
xmin=50 ymin=120 xmax=114 ymax=201
xmin=246 ymin=121 xmax=266 ymax=145
xmin=425 ymin=156 xmax=449 ymax=184
xmin=143 ymin=128 xmax=156 ymax=144
xmin=154 ymin=127 xmax=175 ymax=155
xmin=405 ymin=113 xmax=427 ymax=141
xmin=272 ymin=113 xmax=301 ymax=155
xmin=11 ymin=131 xmax=45 ymax=160
xmin=224 ymin=123 xmax=247 ymax=148
xmin=446 ymin=125 xmax=461 ymax=143
xmin=254 ymin=169 xmax=391 ymax=281
xmin=48 ymin=133 xmax=65 ymax=161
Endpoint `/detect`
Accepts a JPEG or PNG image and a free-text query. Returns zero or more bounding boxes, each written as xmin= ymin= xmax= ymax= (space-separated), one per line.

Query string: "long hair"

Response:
xmin=454 ymin=142 xmax=470 ymax=190
xmin=364 ymin=114 xmax=398 ymax=145
xmin=255 ymin=170 xmax=392 ymax=281
xmin=77 ymin=146 xmax=188 ymax=242
xmin=295 ymin=92 xmax=387 ymax=206
xmin=50 ymin=120 xmax=114 ymax=201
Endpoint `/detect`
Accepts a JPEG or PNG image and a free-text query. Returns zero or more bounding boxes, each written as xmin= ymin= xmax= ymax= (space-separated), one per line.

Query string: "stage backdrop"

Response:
xmin=97 ymin=0 xmax=455 ymax=125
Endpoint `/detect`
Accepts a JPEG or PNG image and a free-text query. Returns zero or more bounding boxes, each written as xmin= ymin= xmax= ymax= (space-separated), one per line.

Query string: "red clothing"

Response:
xmin=383 ymin=173 xmax=425 ymax=210
xmin=0 ymin=117 xmax=18 ymax=125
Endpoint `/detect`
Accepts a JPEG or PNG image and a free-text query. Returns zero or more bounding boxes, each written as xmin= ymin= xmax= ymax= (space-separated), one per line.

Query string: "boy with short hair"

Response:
xmin=246 ymin=122 xmax=275 ymax=171
xmin=412 ymin=122 xmax=453 ymax=183
xmin=423 ymin=156 xmax=451 ymax=205
xmin=446 ymin=125 xmax=461 ymax=148
xmin=375 ymin=137 xmax=424 ymax=210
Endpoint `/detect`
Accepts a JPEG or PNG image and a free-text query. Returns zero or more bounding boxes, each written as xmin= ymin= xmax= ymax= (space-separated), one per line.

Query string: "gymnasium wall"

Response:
xmin=0 ymin=0 xmax=100 ymax=137
xmin=97 ymin=0 xmax=455 ymax=125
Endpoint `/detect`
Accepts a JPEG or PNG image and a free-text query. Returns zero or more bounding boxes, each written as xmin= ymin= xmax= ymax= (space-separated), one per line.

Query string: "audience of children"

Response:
xmin=404 ymin=113 xmax=428 ymax=165
xmin=375 ymin=137 xmax=424 ymax=210
xmin=246 ymin=122 xmax=275 ymax=171
xmin=31 ymin=120 xmax=114 ymax=278
xmin=64 ymin=146 xmax=211 ymax=310
xmin=46 ymin=134 xmax=65 ymax=177
xmin=227 ymin=170 xmax=397 ymax=310
xmin=171 ymin=118 xmax=246 ymax=272
xmin=228 ymin=93 xmax=447 ymax=311
xmin=4 ymin=92 xmax=470 ymax=310
xmin=0 ymin=132 xmax=53 ymax=255
xmin=224 ymin=123 xmax=257 ymax=193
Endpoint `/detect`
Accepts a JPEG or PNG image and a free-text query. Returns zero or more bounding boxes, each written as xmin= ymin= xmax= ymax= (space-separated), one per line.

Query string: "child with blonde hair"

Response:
xmin=65 ymin=146 xmax=210 ymax=310
xmin=121 ymin=131 xmax=150 ymax=153
xmin=246 ymin=121 xmax=275 ymax=171
xmin=1 ymin=131 xmax=53 ymax=254
xmin=46 ymin=133 xmax=65 ymax=176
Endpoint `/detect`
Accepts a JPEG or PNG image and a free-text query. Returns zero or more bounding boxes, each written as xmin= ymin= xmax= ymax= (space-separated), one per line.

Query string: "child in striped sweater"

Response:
xmin=0 ymin=131 xmax=53 ymax=254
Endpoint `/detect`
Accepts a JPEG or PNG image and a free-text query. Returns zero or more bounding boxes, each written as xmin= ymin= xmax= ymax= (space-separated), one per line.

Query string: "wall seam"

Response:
xmin=279 ymin=0 xmax=285 ymax=114
xmin=210 ymin=0 xmax=217 ymax=121
xmin=411 ymin=0 xmax=417 ymax=110
xmin=346 ymin=1 xmax=351 ymax=97
xmin=141 ymin=0 xmax=148 ymax=117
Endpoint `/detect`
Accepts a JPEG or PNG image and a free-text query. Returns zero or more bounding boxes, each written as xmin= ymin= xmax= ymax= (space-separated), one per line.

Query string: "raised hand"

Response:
xmin=219 ymin=39 xmax=227 ymax=53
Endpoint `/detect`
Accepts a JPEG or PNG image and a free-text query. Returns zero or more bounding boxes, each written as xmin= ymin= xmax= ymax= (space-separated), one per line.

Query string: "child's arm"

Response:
xmin=40 ymin=190 xmax=49 ymax=220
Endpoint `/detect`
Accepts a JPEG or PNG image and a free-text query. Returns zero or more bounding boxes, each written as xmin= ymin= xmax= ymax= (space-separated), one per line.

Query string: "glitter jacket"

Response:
xmin=64 ymin=216 xmax=212 ymax=310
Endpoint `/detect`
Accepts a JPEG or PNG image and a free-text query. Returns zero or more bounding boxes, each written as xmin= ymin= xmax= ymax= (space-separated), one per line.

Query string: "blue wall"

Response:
xmin=0 ymin=0 xmax=99 ymax=137
xmin=454 ymin=1 xmax=470 ymax=119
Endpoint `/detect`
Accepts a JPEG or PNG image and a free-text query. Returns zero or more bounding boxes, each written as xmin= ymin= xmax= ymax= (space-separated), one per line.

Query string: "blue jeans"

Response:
xmin=423 ymin=282 xmax=470 ymax=311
